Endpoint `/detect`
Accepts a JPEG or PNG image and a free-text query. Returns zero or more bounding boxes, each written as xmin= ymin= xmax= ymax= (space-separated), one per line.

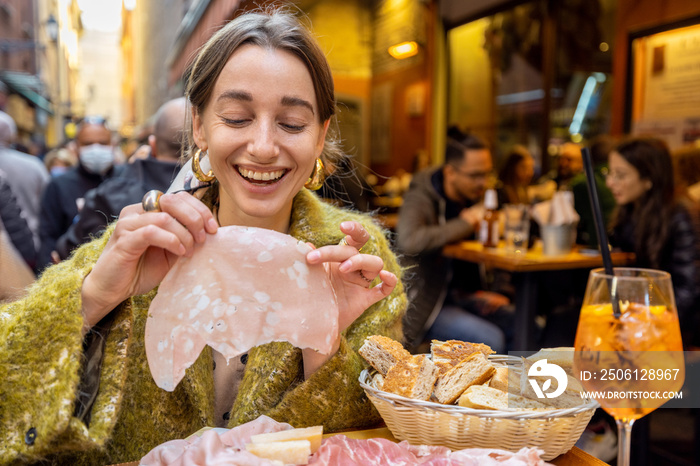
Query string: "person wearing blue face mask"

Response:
xmin=37 ymin=117 xmax=123 ymax=271
xmin=44 ymin=147 xmax=78 ymax=178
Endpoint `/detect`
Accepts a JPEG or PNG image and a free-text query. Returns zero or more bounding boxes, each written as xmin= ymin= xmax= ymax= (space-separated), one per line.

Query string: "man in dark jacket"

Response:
xmin=396 ymin=132 xmax=514 ymax=352
xmin=37 ymin=117 xmax=121 ymax=271
xmin=0 ymin=169 xmax=36 ymax=269
xmin=54 ymin=98 xmax=186 ymax=260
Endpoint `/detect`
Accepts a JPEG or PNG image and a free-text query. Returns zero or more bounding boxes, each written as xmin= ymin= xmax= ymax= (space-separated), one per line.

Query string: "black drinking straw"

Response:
xmin=582 ymin=147 xmax=621 ymax=317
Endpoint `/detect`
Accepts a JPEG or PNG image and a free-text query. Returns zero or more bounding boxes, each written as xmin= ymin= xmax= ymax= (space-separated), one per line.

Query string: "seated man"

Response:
xmin=396 ymin=133 xmax=514 ymax=352
xmin=55 ymin=98 xmax=186 ymax=260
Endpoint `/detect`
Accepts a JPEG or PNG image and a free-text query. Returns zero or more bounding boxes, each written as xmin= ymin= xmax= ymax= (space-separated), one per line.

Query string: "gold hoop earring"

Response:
xmin=304 ymin=158 xmax=325 ymax=191
xmin=192 ymin=149 xmax=215 ymax=182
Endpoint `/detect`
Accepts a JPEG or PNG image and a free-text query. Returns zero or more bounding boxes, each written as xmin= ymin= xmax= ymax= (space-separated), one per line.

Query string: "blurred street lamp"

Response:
xmin=46 ymin=14 xmax=58 ymax=43
xmin=388 ymin=41 xmax=419 ymax=60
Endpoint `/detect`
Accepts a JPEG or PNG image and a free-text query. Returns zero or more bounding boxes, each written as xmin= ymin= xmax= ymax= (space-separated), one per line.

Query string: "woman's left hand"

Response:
xmin=303 ymin=221 xmax=397 ymax=376
xmin=307 ymin=221 xmax=397 ymax=332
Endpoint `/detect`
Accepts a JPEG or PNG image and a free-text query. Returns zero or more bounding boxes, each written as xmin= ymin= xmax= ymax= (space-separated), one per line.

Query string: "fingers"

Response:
xmin=338 ymin=221 xmax=370 ymax=250
xmin=112 ymin=212 xmax=191 ymax=257
xmin=158 ymin=191 xmax=219 ymax=240
xmin=114 ymin=192 xmax=218 ymax=257
xmin=308 ymin=244 xmax=392 ymax=289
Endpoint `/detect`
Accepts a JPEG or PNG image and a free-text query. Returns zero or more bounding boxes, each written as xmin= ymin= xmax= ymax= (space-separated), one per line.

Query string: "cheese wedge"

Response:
xmin=246 ymin=440 xmax=311 ymax=465
xmin=250 ymin=426 xmax=323 ymax=453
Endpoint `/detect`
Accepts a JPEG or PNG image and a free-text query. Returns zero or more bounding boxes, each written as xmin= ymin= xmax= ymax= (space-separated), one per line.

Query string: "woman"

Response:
xmin=0 ymin=9 xmax=406 ymax=464
xmin=497 ymin=145 xmax=534 ymax=206
xmin=606 ymin=138 xmax=700 ymax=333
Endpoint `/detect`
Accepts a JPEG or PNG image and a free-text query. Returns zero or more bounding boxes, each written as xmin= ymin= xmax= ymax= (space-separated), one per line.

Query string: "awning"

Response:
xmin=0 ymin=71 xmax=54 ymax=115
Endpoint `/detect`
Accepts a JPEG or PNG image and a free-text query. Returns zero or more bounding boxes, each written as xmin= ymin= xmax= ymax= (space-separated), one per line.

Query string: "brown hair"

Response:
xmin=183 ymin=7 xmax=342 ymax=169
xmin=610 ymin=137 xmax=675 ymax=267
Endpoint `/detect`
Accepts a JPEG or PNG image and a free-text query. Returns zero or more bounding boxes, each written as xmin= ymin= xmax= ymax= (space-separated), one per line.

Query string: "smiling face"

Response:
xmin=606 ymin=151 xmax=652 ymax=206
xmin=192 ymin=45 xmax=329 ymax=232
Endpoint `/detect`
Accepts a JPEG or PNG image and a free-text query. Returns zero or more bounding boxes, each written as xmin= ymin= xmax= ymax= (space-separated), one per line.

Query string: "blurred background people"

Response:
xmin=555 ymin=142 xmax=584 ymax=190
xmin=607 ymin=137 xmax=700 ymax=342
xmin=37 ymin=116 xmax=122 ymax=271
xmin=0 ymin=169 xmax=36 ymax=302
xmin=536 ymin=142 xmax=584 ymax=199
xmin=0 ymin=169 xmax=36 ymax=272
xmin=43 ymin=147 xmax=78 ymax=178
xmin=396 ymin=132 xmax=514 ymax=353
xmin=54 ymin=98 xmax=186 ymax=260
xmin=496 ymin=144 xmax=535 ymax=206
xmin=0 ymin=111 xmax=50 ymax=253
xmin=570 ymin=135 xmax=616 ymax=248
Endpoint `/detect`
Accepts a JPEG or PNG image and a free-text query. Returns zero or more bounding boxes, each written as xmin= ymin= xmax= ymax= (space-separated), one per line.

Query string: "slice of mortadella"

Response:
xmin=145 ymin=225 xmax=339 ymax=391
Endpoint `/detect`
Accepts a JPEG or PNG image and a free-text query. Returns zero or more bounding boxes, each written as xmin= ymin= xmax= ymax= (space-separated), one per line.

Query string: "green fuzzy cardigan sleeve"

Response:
xmin=0 ymin=228 xmax=132 ymax=463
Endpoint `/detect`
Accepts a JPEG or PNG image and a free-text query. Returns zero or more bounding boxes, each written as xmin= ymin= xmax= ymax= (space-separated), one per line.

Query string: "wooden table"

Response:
xmin=442 ymin=240 xmax=635 ymax=350
xmin=113 ymin=427 xmax=608 ymax=465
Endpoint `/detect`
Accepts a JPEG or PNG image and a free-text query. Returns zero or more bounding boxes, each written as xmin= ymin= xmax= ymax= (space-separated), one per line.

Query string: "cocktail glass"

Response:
xmin=574 ymin=268 xmax=685 ymax=466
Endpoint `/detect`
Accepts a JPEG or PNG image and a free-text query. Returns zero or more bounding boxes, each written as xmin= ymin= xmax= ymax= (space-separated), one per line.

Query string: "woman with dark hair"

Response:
xmin=496 ymin=145 xmax=534 ymax=206
xmin=606 ymin=137 xmax=700 ymax=333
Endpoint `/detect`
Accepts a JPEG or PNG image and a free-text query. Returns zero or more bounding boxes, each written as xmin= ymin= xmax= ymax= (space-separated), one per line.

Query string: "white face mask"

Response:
xmin=80 ymin=143 xmax=114 ymax=175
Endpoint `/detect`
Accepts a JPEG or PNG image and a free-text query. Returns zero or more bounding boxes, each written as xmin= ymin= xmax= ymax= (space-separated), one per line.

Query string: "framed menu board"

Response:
xmin=626 ymin=17 xmax=700 ymax=149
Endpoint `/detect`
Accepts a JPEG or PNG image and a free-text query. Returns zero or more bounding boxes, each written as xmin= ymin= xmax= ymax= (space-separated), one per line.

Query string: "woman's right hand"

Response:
xmin=80 ymin=191 xmax=218 ymax=332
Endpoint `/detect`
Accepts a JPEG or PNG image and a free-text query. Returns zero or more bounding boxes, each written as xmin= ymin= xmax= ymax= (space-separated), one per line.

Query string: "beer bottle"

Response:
xmin=479 ymin=189 xmax=499 ymax=248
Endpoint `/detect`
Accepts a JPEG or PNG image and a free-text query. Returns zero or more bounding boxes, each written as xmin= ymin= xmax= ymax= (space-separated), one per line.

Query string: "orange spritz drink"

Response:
xmin=573 ymin=268 xmax=685 ymax=466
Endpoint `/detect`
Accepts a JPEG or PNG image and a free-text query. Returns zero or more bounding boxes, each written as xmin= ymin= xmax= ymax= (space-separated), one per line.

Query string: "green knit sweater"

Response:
xmin=0 ymin=189 xmax=406 ymax=465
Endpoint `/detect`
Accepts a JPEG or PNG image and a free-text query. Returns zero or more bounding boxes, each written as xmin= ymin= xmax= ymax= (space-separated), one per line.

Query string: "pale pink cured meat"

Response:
xmin=145 ymin=225 xmax=339 ymax=391
xmin=139 ymin=415 xmax=293 ymax=465
xmin=140 ymin=416 xmax=551 ymax=466
xmin=308 ymin=436 xmax=551 ymax=465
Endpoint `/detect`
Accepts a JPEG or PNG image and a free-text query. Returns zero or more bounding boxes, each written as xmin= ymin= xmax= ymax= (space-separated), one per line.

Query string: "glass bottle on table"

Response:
xmin=573 ymin=268 xmax=685 ymax=466
xmin=479 ymin=188 xmax=499 ymax=248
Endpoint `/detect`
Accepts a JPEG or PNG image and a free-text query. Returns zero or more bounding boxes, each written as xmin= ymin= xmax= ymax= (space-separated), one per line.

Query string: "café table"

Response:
xmin=442 ymin=240 xmax=635 ymax=351
xmin=111 ymin=426 xmax=609 ymax=465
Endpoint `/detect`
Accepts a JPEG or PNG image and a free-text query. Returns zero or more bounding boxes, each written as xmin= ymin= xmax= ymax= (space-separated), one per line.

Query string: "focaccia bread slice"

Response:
xmin=457 ymin=385 xmax=550 ymax=410
xmin=431 ymin=339 xmax=495 ymax=374
xmin=527 ymin=347 xmax=575 ymax=375
xmin=382 ymin=354 xmax=439 ymax=401
xmin=359 ymin=335 xmax=411 ymax=375
xmin=434 ymin=352 xmax=495 ymax=404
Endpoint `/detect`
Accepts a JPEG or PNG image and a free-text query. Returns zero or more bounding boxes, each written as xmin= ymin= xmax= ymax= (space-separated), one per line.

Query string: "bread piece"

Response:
xmin=246 ymin=440 xmax=311 ymax=464
xmin=382 ymin=354 xmax=439 ymax=401
xmin=359 ymin=335 xmax=411 ymax=375
xmin=527 ymin=347 xmax=575 ymax=375
xmin=433 ymin=352 xmax=496 ymax=404
xmin=371 ymin=372 xmax=385 ymax=390
xmin=431 ymin=340 xmax=495 ymax=373
xmin=510 ymin=358 xmax=584 ymax=409
xmin=457 ymin=385 xmax=550 ymax=410
xmin=250 ymin=426 xmax=323 ymax=454
xmin=488 ymin=366 xmax=510 ymax=392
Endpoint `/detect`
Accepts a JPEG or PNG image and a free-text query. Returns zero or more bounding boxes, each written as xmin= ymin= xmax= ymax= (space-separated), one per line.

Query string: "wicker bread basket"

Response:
xmin=359 ymin=355 xmax=598 ymax=461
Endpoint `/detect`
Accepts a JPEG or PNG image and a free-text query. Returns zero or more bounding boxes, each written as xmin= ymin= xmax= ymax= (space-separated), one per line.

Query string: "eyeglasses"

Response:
xmin=450 ymin=165 xmax=492 ymax=180
xmin=78 ymin=116 xmax=108 ymax=127
xmin=605 ymin=170 xmax=630 ymax=182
